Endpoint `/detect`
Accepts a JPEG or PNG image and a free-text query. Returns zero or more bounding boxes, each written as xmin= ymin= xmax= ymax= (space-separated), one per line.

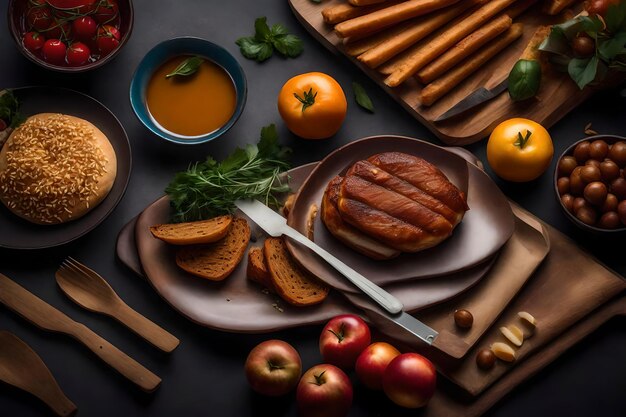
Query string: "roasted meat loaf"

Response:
xmin=321 ymin=152 xmax=469 ymax=257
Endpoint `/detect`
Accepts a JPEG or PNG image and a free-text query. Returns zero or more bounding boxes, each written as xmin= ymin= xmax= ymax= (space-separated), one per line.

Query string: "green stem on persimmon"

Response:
xmin=293 ymin=88 xmax=317 ymax=113
xmin=514 ymin=130 xmax=532 ymax=149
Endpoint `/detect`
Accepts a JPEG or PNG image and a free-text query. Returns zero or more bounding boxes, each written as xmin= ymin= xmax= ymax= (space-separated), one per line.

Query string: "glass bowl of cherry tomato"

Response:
xmin=7 ymin=0 xmax=134 ymax=72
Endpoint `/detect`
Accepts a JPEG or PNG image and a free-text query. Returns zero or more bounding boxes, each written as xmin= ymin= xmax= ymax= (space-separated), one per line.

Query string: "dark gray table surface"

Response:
xmin=1 ymin=1 xmax=626 ymax=416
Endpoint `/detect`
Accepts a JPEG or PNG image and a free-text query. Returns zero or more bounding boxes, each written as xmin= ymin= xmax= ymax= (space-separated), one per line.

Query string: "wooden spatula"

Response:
xmin=0 ymin=331 xmax=77 ymax=417
xmin=55 ymin=257 xmax=179 ymax=353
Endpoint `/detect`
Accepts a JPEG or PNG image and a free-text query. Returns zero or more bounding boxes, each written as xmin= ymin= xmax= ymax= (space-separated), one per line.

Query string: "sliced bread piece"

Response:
xmin=175 ymin=218 xmax=250 ymax=281
xmin=263 ymin=237 xmax=330 ymax=306
xmin=150 ymin=215 xmax=233 ymax=245
xmin=246 ymin=246 xmax=272 ymax=289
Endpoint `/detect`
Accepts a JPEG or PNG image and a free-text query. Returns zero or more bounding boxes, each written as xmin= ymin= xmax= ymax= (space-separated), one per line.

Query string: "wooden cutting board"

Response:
xmin=288 ymin=0 xmax=595 ymax=145
xmin=380 ymin=203 xmax=626 ymax=397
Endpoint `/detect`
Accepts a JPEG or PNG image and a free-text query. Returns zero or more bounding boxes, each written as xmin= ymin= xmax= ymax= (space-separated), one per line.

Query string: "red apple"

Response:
xmin=355 ymin=342 xmax=401 ymax=390
xmin=244 ymin=339 xmax=302 ymax=396
xmin=382 ymin=353 xmax=437 ymax=408
xmin=319 ymin=314 xmax=371 ymax=369
xmin=296 ymin=364 xmax=353 ymax=417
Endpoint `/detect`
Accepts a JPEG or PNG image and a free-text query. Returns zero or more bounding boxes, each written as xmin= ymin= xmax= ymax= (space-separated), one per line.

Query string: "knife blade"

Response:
xmin=345 ymin=293 xmax=468 ymax=358
xmin=235 ymin=199 xmax=403 ymax=315
xmin=235 ymin=199 xmax=440 ymax=346
xmin=0 ymin=273 xmax=161 ymax=392
xmin=434 ymin=78 xmax=509 ymax=123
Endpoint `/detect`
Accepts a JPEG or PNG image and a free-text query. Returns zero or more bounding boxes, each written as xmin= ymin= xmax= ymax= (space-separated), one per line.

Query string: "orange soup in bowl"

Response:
xmin=146 ymin=55 xmax=236 ymax=137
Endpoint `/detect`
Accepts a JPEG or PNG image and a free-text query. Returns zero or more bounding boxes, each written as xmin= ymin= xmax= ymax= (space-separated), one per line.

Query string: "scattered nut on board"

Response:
xmin=491 ymin=342 xmax=516 ymax=362
xmin=454 ymin=309 xmax=473 ymax=329
xmin=476 ymin=349 xmax=496 ymax=370
xmin=500 ymin=325 xmax=524 ymax=347
xmin=517 ymin=311 xmax=537 ymax=337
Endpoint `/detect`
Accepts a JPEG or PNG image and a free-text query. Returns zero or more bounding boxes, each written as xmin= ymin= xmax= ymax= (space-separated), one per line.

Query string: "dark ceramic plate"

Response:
xmin=0 ymin=86 xmax=132 ymax=250
xmin=132 ymin=164 xmax=493 ymax=333
xmin=286 ymin=136 xmax=515 ymax=285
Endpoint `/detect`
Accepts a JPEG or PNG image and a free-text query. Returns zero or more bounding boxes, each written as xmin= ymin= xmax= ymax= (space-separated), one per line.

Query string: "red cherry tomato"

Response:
xmin=23 ymin=31 xmax=46 ymax=52
xmin=45 ymin=18 xmax=71 ymax=40
xmin=66 ymin=42 xmax=91 ymax=66
xmin=42 ymin=39 xmax=67 ymax=64
xmin=0 ymin=119 xmax=7 ymax=131
xmin=93 ymin=0 xmax=119 ymax=24
xmin=72 ymin=16 xmax=97 ymax=41
xmin=26 ymin=5 xmax=52 ymax=31
xmin=96 ymin=25 xmax=120 ymax=56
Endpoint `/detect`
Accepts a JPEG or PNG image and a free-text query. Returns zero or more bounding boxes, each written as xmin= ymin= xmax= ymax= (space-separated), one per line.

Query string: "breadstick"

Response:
xmin=505 ymin=0 xmax=540 ymax=18
xmin=349 ymin=0 xmax=387 ymax=5
xmin=334 ymin=0 xmax=461 ymax=39
xmin=417 ymin=14 xmax=512 ymax=84
xmin=322 ymin=1 xmax=403 ymax=25
xmin=544 ymin=0 xmax=577 ymax=15
xmin=357 ymin=0 xmax=484 ymax=68
xmin=344 ymin=21 xmax=414 ymax=56
xmin=420 ymin=23 xmax=524 ymax=107
xmin=383 ymin=0 xmax=518 ymax=87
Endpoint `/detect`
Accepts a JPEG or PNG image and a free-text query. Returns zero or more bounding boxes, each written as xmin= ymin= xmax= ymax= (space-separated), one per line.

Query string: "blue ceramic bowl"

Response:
xmin=130 ymin=37 xmax=247 ymax=145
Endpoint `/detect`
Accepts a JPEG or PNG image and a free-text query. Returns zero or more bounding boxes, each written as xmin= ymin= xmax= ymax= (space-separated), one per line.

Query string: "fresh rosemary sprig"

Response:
xmin=165 ymin=124 xmax=292 ymax=222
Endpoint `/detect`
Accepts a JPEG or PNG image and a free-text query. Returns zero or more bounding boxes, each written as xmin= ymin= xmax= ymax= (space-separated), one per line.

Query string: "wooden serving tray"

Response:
xmin=288 ymin=0 xmax=593 ymax=145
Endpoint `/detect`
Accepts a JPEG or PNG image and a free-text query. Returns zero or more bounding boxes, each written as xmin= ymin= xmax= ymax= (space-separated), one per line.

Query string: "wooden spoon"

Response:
xmin=56 ymin=258 xmax=180 ymax=353
xmin=0 ymin=331 xmax=77 ymax=417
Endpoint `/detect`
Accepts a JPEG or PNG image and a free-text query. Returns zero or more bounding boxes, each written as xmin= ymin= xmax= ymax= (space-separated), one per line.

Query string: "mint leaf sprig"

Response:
xmin=165 ymin=124 xmax=292 ymax=222
xmin=236 ymin=17 xmax=304 ymax=62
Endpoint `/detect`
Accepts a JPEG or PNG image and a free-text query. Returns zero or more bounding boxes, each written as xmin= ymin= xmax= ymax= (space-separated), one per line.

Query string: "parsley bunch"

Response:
xmin=165 ymin=124 xmax=292 ymax=222
xmin=236 ymin=17 xmax=303 ymax=62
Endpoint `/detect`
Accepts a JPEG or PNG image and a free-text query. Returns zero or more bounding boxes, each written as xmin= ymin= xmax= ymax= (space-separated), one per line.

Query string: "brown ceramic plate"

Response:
xmin=132 ymin=164 xmax=494 ymax=333
xmin=0 ymin=86 xmax=132 ymax=250
xmin=286 ymin=136 xmax=515 ymax=286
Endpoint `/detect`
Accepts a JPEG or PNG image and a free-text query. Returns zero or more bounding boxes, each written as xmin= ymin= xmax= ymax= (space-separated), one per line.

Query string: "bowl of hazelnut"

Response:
xmin=555 ymin=135 xmax=626 ymax=233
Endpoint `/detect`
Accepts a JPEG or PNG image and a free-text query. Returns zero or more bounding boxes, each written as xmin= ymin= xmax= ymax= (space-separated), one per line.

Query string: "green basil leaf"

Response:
xmin=310 ymin=0 xmax=322 ymax=3
xmin=236 ymin=37 xmax=273 ymax=61
xmin=568 ymin=56 xmax=599 ymax=89
xmin=254 ymin=17 xmax=271 ymax=42
xmin=507 ymin=59 xmax=542 ymax=101
xmin=539 ymin=26 xmax=572 ymax=56
xmin=273 ymin=34 xmax=303 ymax=57
xmin=270 ymin=23 xmax=288 ymax=37
xmin=165 ymin=56 xmax=204 ymax=78
xmin=238 ymin=18 xmax=303 ymax=62
xmin=352 ymin=82 xmax=374 ymax=112
xmin=599 ymin=32 xmax=626 ymax=60
xmin=579 ymin=15 xmax=604 ymax=36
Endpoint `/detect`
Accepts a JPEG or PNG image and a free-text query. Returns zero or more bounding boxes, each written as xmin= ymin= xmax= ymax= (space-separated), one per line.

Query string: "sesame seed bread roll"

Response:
xmin=0 ymin=113 xmax=117 ymax=225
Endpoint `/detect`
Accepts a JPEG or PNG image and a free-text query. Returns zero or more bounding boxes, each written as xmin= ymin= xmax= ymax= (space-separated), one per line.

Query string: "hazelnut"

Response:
xmin=454 ymin=309 xmax=473 ymax=329
xmin=476 ymin=349 xmax=496 ymax=370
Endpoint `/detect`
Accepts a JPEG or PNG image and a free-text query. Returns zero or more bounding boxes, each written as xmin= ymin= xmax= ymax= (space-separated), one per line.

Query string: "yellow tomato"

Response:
xmin=277 ymin=72 xmax=347 ymax=140
xmin=487 ymin=118 xmax=554 ymax=182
